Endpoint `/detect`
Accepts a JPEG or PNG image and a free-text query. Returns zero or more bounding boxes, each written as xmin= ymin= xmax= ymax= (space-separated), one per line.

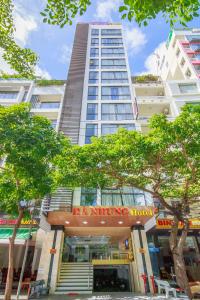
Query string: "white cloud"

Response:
xmin=13 ymin=4 xmax=38 ymax=46
xmin=95 ymin=0 xmax=120 ymax=21
xmin=0 ymin=50 xmax=15 ymax=74
xmin=59 ymin=45 xmax=72 ymax=65
xmin=124 ymin=26 xmax=147 ymax=54
xmin=35 ymin=65 xmax=51 ymax=79
xmin=140 ymin=42 xmax=166 ymax=75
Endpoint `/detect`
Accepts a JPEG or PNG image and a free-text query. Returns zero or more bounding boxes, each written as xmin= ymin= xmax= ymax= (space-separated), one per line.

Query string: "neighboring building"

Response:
xmin=0 ymin=79 xmax=65 ymax=290
xmin=159 ymin=28 xmax=200 ymax=80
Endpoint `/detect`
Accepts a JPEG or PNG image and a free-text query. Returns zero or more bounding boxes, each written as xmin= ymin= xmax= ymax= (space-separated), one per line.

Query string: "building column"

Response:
xmin=37 ymin=227 xmax=64 ymax=293
xmin=15 ymin=245 xmax=24 ymax=271
xmin=131 ymin=225 xmax=154 ymax=294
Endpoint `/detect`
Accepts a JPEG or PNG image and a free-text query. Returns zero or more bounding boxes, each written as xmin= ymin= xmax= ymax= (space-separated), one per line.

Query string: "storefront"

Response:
xmin=36 ymin=206 xmax=156 ymax=294
xmin=0 ymin=219 xmax=39 ymax=292
xmin=147 ymin=218 xmax=200 ymax=282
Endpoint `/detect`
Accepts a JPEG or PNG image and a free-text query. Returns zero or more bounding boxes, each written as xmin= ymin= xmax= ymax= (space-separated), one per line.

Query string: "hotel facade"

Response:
xmin=0 ymin=24 xmax=200 ymax=295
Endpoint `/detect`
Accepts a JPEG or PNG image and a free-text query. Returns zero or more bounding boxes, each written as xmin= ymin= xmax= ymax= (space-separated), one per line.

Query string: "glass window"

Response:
xmin=0 ymin=91 xmax=18 ymax=99
xmin=101 ymin=187 xmax=147 ymax=206
xmin=101 ymin=29 xmax=122 ymax=36
xmin=81 ymin=188 xmax=97 ymax=206
xmin=101 ymin=71 xmax=128 ymax=83
xmin=91 ymin=38 xmax=99 ymax=45
xmin=90 ymin=48 xmax=99 ymax=57
xmin=194 ymin=64 xmax=200 ymax=72
xmin=51 ymin=120 xmax=57 ymax=129
xmin=91 ymin=29 xmax=99 ymax=36
xmin=186 ymin=35 xmax=200 ymax=43
xmin=101 ymin=48 xmax=125 ymax=57
xmin=190 ymin=44 xmax=200 ymax=51
xmin=179 ymin=83 xmax=197 ymax=93
xmin=101 ymin=59 xmax=126 ymax=69
xmin=101 ymin=104 xmax=133 ymax=120
xmin=101 ymin=124 xmax=135 ymax=135
xmin=90 ymin=59 xmax=99 ymax=69
xmin=87 ymin=104 xmax=98 ymax=120
xmin=85 ymin=124 xmax=98 ymax=144
xmin=101 ymin=38 xmax=123 ymax=46
xmin=101 ymin=86 xmax=131 ymax=100
xmin=88 ymin=86 xmax=98 ymax=100
xmin=39 ymin=102 xmax=60 ymax=108
xmin=89 ymin=71 xmax=99 ymax=84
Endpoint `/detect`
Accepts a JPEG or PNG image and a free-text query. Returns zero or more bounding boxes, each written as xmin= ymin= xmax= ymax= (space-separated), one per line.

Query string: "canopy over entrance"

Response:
xmin=0 ymin=228 xmax=37 ymax=239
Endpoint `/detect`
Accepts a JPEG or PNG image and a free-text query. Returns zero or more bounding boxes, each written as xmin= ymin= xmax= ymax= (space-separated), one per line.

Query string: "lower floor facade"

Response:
xmin=0 ymin=211 xmax=200 ymax=295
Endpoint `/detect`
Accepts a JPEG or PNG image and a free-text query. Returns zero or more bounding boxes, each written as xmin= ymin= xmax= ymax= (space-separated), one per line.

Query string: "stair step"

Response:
xmin=54 ymin=290 xmax=92 ymax=294
xmin=59 ymin=278 xmax=92 ymax=282
xmin=57 ymin=283 xmax=92 ymax=287
xmin=56 ymin=287 xmax=92 ymax=291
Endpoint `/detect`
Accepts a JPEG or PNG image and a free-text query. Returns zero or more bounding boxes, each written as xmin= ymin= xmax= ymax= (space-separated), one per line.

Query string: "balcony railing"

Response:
xmin=41 ymin=187 xmax=73 ymax=213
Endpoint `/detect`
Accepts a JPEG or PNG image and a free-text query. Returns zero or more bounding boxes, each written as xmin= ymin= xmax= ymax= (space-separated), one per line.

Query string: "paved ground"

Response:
xmin=36 ymin=293 xmax=191 ymax=300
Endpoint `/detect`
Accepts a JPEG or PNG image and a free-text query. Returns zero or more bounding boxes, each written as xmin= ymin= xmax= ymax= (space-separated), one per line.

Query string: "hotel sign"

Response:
xmin=72 ymin=206 xmax=154 ymax=217
xmin=157 ymin=219 xmax=200 ymax=229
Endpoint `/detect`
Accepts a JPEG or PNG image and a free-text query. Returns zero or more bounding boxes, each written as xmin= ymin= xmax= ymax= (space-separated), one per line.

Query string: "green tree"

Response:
xmin=0 ymin=0 xmax=37 ymax=78
xmin=41 ymin=0 xmax=200 ymax=27
xmin=57 ymin=104 xmax=200 ymax=299
xmin=0 ymin=103 xmax=67 ymax=300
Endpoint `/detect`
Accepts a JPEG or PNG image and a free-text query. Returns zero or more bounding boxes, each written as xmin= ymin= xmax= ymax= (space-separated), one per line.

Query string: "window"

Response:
xmin=90 ymin=48 xmax=99 ymax=57
xmin=101 ymin=29 xmax=122 ymax=36
xmin=180 ymin=57 xmax=185 ymax=66
xmin=101 ymin=86 xmax=131 ymax=100
xmin=176 ymin=48 xmax=180 ymax=57
xmin=101 ymin=71 xmax=128 ymax=83
xmin=51 ymin=120 xmax=57 ymax=128
xmin=101 ymin=59 xmax=126 ymax=69
xmin=190 ymin=44 xmax=200 ymax=51
xmin=88 ymin=86 xmax=98 ymax=100
xmin=179 ymin=83 xmax=197 ymax=93
xmin=89 ymin=71 xmax=99 ymax=84
xmin=85 ymin=124 xmax=98 ymax=144
xmin=87 ymin=104 xmax=98 ymax=120
xmin=90 ymin=59 xmax=99 ymax=69
xmin=101 ymin=48 xmax=125 ymax=57
xmin=101 ymin=104 xmax=133 ymax=120
xmin=186 ymin=35 xmax=200 ymax=43
xmin=101 ymin=124 xmax=135 ymax=135
xmin=194 ymin=64 xmax=200 ymax=73
xmin=101 ymin=187 xmax=147 ymax=206
xmin=185 ymin=68 xmax=192 ymax=78
xmin=91 ymin=38 xmax=99 ymax=45
xmin=39 ymin=102 xmax=60 ymax=108
xmin=91 ymin=29 xmax=99 ymax=36
xmin=0 ymin=91 xmax=18 ymax=99
xmin=101 ymin=38 xmax=123 ymax=46
xmin=81 ymin=188 xmax=97 ymax=206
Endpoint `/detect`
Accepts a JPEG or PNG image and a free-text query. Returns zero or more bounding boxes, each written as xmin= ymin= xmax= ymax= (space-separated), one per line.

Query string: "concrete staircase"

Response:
xmin=55 ymin=262 xmax=93 ymax=294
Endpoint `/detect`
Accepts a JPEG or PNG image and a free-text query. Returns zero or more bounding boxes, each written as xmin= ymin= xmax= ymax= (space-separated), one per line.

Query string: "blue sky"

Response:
xmin=1 ymin=0 xmax=200 ymax=79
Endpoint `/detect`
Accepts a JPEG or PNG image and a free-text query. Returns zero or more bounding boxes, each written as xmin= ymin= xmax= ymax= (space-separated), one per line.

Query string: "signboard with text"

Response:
xmin=0 ymin=219 xmax=38 ymax=226
xmin=156 ymin=218 xmax=200 ymax=229
xmin=72 ymin=206 xmax=154 ymax=217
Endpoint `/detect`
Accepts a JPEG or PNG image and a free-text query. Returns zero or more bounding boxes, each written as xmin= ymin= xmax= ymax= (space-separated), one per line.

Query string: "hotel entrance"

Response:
xmin=62 ymin=236 xmax=131 ymax=262
xmin=60 ymin=230 xmax=133 ymax=292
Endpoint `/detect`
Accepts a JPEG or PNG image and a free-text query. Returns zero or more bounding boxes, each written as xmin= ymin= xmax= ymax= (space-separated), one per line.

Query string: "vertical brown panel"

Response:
xmin=58 ymin=23 xmax=89 ymax=144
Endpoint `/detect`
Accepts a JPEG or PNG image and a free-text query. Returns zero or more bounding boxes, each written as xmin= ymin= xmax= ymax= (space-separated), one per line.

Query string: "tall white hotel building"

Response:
xmin=0 ymin=23 xmax=199 ymax=296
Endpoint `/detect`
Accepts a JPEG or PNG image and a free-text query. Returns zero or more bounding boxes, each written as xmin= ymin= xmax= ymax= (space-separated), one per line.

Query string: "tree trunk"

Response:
xmin=169 ymin=216 xmax=192 ymax=299
xmin=4 ymin=209 xmax=24 ymax=300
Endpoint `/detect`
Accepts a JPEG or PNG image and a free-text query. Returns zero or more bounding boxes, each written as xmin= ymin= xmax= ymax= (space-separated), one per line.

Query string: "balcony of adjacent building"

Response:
xmin=136 ymin=103 xmax=173 ymax=133
xmin=30 ymin=94 xmax=61 ymax=118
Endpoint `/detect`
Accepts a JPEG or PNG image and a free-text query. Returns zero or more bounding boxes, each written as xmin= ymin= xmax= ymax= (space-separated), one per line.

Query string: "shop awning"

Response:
xmin=0 ymin=228 xmax=37 ymax=240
